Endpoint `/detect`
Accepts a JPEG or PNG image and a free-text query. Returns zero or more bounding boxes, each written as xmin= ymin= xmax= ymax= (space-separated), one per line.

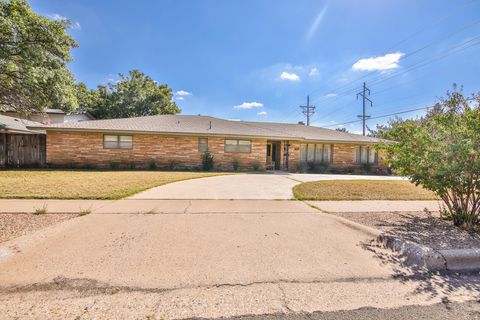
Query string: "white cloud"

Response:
xmin=49 ymin=13 xmax=81 ymax=30
xmin=175 ymin=97 xmax=184 ymax=101
xmin=234 ymin=102 xmax=263 ymax=109
xmin=257 ymin=111 xmax=268 ymax=116
xmin=309 ymin=67 xmax=319 ymax=76
xmin=352 ymin=52 xmax=405 ymax=71
xmin=305 ymin=5 xmax=328 ymax=43
xmin=325 ymin=93 xmax=337 ymax=98
xmin=72 ymin=21 xmax=81 ymax=30
xmin=280 ymin=71 xmax=300 ymax=81
xmin=49 ymin=13 xmax=67 ymax=21
xmin=175 ymin=90 xmax=192 ymax=97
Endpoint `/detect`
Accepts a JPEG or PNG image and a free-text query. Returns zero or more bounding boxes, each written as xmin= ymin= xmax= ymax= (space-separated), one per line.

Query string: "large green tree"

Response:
xmin=0 ymin=0 xmax=78 ymax=113
xmin=379 ymin=87 xmax=480 ymax=229
xmin=83 ymin=70 xmax=180 ymax=119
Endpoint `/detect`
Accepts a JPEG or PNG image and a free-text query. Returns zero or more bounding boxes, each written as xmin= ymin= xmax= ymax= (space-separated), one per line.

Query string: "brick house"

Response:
xmin=28 ymin=115 xmax=388 ymax=172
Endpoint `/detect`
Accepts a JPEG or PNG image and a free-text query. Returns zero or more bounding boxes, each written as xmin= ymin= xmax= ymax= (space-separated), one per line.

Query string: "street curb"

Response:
xmin=377 ymin=234 xmax=480 ymax=272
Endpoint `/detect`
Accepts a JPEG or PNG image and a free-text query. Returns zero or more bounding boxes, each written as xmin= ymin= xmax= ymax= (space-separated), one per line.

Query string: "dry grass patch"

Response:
xmin=293 ymin=180 xmax=438 ymax=201
xmin=0 ymin=170 xmax=227 ymax=199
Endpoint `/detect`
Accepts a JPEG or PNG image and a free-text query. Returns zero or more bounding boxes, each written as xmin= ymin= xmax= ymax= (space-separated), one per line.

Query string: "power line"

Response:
xmin=323 ymin=105 xmax=431 ymax=128
xmin=308 ymin=16 xmax=480 ymax=106
xmin=310 ymin=35 xmax=480 ymax=122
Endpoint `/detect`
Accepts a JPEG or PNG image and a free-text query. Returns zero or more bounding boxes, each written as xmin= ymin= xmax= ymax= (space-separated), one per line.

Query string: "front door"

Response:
xmin=266 ymin=142 xmax=279 ymax=170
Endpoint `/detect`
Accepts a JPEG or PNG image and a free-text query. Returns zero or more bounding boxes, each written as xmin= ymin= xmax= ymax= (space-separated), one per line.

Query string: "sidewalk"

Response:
xmin=0 ymin=199 xmax=317 ymax=214
xmin=307 ymin=200 xmax=442 ymax=213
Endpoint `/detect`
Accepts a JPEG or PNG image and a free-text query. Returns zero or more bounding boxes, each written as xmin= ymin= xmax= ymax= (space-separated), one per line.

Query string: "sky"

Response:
xmin=31 ymin=0 xmax=480 ymax=134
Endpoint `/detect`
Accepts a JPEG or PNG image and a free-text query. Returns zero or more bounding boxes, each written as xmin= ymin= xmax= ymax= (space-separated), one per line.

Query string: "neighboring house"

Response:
xmin=28 ymin=115 xmax=387 ymax=171
xmin=0 ymin=115 xmax=46 ymax=168
xmin=1 ymin=109 xmax=95 ymax=124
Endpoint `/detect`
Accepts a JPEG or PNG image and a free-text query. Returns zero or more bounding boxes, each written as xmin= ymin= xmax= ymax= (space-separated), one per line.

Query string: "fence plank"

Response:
xmin=1 ymin=134 xmax=46 ymax=168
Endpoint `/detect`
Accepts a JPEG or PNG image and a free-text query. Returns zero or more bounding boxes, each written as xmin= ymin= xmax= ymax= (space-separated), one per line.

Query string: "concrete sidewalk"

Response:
xmin=0 ymin=199 xmax=443 ymax=214
xmin=0 ymin=199 xmax=316 ymax=214
xmin=308 ymin=200 xmax=442 ymax=213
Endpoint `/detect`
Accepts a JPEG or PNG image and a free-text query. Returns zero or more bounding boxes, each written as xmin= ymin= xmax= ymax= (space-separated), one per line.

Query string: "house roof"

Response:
xmin=0 ymin=115 xmax=45 ymax=134
xmin=28 ymin=114 xmax=383 ymax=143
xmin=2 ymin=108 xmax=65 ymax=115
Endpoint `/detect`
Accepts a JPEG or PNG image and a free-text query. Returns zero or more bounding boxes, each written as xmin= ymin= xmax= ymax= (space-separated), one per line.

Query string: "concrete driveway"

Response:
xmin=130 ymin=174 xmax=299 ymax=199
xmin=130 ymin=173 xmax=406 ymax=200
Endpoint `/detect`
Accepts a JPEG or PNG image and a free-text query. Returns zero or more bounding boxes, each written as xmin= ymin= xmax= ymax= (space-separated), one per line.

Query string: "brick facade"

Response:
xmin=46 ymin=131 xmax=387 ymax=172
xmin=46 ymin=131 xmax=267 ymax=170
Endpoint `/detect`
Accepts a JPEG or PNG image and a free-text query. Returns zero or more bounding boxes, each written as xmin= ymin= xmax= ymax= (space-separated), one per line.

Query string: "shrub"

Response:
xmin=307 ymin=162 xmax=329 ymax=173
xmin=81 ymin=163 xmax=97 ymax=170
xmin=296 ymin=162 xmax=308 ymax=173
xmin=201 ymin=151 xmax=214 ymax=171
xmin=379 ymin=86 xmax=480 ymax=230
xmin=148 ymin=160 xmax=158 ymax=170
xmin=109 ymin=162 xmax=120 ymax=170
xmin=167 ymin=159 xmax=178 ymax=171
xmin=251 ymin=161 xmax=261 ymax=172
xmin=232 ymin=159 xmax=239 ymax=171
xmin=34 ymin=204 xmax=48 ymax=215
xmin=79 ymin=208 xmax=92 ymax=216
xmin=362 ymin=163 xmax=372 ymax=174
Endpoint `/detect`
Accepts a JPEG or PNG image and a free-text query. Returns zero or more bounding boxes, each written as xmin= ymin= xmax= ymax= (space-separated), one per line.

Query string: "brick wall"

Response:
xmin=46 ymin=131 xmax=266 ymax=170
xmin=284 ymin=142 xmax=387 ymax=172
xmin=46 ymin=130 xmax=387 ymax=172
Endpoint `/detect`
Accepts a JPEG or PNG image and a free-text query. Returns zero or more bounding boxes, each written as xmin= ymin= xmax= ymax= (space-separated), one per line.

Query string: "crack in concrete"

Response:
xmin=184 ymin=200 xmax=192 ymax=214
xmin=0 ymin=275 xmax=395 ymax=296
xmin=277 ymin=283 xmax=294 ymax=313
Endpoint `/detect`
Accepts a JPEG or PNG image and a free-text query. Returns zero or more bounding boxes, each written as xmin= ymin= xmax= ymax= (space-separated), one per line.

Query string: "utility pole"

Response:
xmin=356 ymin=82 xmax=373 ymax=136
xmin=299 ymin=95 xmax=316 ymax=126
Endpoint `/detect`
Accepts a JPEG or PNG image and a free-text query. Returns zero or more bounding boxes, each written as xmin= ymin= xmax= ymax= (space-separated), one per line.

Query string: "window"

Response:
xmin=355 ymin=146 xmax=377 ymax=164
xmin=103 ymin=135 xmax=133 ymax=149
xmin=198 ymin=138 xmax=208 ymax=152
xmin=299 ymin=144 xmax=333 ymax=163
xmin=224 ymin=139 xmax=251 ymax=153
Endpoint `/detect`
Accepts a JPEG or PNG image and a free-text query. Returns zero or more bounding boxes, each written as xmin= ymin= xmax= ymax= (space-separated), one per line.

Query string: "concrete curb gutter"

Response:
xmin=377 ymin=234 xmax=480 ymax=272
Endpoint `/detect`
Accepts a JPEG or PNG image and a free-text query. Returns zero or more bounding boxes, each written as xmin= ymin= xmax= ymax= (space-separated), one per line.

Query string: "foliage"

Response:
xmin=361 ymin=163 xmax=372 ymax=174
xmin=148 ymin=160 xmax=158 ymax=170
xmin=109 ymin=162 xmax=120 ymax=170
xmin=201 ymin=151 xmax=214 ymax=171
xmin=251 ymin=161 xmax=261 ymax=172
xmin=296 ymin=162 xmax=308 ymax=173
xmin=166 ymin=159 xmax=178 ymax=171
xmin=79 ymin=208 xmax=91 ymax=216
xmin=378 ymin=87 xmax=480 ymax=229
xmin=34 ymin=204 xmax=48 ymax=215
xmin=0 ymin=0 xmax=78 ymax=113
xmin=80 ymin=70 xmax=180 ymax=119
xmin=232 ymin=159 xmax=239 ymax=171
xmin=307 ymin=161 xmax=329 ymax=173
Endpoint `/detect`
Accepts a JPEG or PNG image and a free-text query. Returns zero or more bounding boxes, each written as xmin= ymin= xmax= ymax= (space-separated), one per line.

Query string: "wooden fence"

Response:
xmin=0 ymin=133 xmax=46 ymax=168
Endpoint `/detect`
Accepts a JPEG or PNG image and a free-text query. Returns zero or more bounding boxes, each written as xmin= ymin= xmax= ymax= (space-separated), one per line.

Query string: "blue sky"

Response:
xmin=32 ymin=0 xmax=480 ymax=133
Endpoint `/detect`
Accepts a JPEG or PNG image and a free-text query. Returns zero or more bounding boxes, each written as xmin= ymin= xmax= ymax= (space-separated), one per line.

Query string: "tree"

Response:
xmin=85 ymin=70 xmax=180 ymax=119
xmin=0 ymin=0 xmax=78 ymax=113
xmin=335 ymin=127 xmax=348 ymax=133
xmin=378 ymin=87 xmax=480 ymax=229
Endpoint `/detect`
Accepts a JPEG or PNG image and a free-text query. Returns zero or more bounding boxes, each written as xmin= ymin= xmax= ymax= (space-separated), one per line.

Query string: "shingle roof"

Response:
xmin=0 ymin=115 xmax=45 ymax=134
xmin=28 ymin=114 xmax=382 ymax=143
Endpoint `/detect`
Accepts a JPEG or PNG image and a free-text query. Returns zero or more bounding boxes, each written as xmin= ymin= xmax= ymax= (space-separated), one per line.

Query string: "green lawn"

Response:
xmin=0 ymin=170 xmax=227 ymax=199
xmin=293 ymin=180 xmax=438 ymax=201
